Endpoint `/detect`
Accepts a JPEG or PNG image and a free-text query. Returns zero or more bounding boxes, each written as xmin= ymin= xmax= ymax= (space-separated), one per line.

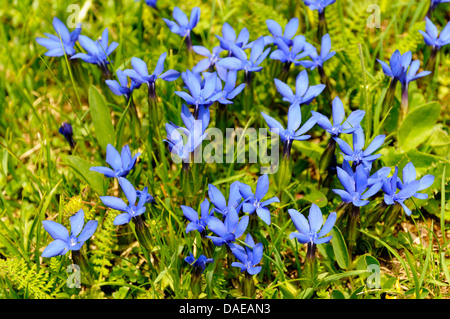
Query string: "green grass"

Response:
xmin=0 ymin=0 xmax=448 ymax=299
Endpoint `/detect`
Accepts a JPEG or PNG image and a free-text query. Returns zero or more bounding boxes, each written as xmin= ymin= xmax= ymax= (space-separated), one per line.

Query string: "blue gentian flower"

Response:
xmin=274 ymin=70 xmax=326 ymax=106
xmin=163 ymin=6 xmax=200 ymax=50
xmin=261 ymin=103 xmax=318 ymax=145
xmin=289 ymin=204 xmax=336 ymax=245
xmin=136 ymin=188 xmax=155 ymax=204
xmin=105 ymin=69 xmax=138 ymax=100
xmin=192 ymin=45 xmax=224 ymax=73
xmin=185 ymin=253 xmax=214 ymax=274
xmin=206 ymin=206 xmax=249 ymax=247
xmin=178 ymin=103 xmax=210 ymax=134
xmin=341 ymin=159 xmax=391 ymax=188
xmin=216 ymin=22 xmax=251 ymax=52
xmin=230 ymin=234 xmax=263 ymax=275
xmin=164 ymin=107 xmax=209 ymax=162
xmin=312 ymin=97 xmax=365 ymax=138
xmin=335 ymin=128 xmax=385 ymax=169
xmin=216 ymin=36 xmax=271 ymax=76
xmin=100 ymin=178 xmax=151 ymax=225
xmin=90 ymin=144 xmax=141 ymax=178
xmin=400 ymin=59 xmax=431 ymax=87
xmin=333 ymin=164 xmax=383 ymax=207
xmin=265 ymin=18 xmax=299 ymax=47
xmin=208 ymin=181 xmax=243 ymax=218
xmin=36 ymin=17 xmax=81 ymax=57
xmin=175 ymin=70 xmax=224 ymax=112
xmin=298 ymin=34 xmax=336 ymax=70
xmin=123 ymin=53 xmax=180 ymax=99
xmin=381 ymin=166 xmax=422 ymax=216
xmin=269 ymin=35 xmax=315 ymax=67
xmin=181 ymin=199 xmax=214 ymax=233
xmin=71 ymin=28 xmax=118 ymax=67
xmin=419 ymin=18 xmax=450 ymax=50
xmin=215 ymin=70 xmax=246 ymax=105
xmin=238 ymin=174 xmax=279 ymax=226
xmin=302 ymin=0 xmax=337 ymax=13
xmin=59 ymin=122 xmax=75 ymax=149
xmin=42 ymin=209 xmax=98 ymax=258
xmin=396 ymin=162 xmax=435 ymax=200
xmin=377 ymin=50 xmax=412 ymax=81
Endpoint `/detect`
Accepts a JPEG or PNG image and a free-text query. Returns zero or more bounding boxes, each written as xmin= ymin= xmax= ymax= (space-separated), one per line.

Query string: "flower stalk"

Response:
xmin=133 ymin=215 xmax=158 ymax=271
xmin=71 ymin=250 xmax=95 ymax=286
xmin=347 ymin=204 xmax=360 ymax=260
xmin=242 ymin=271 xmax=256 ymax=297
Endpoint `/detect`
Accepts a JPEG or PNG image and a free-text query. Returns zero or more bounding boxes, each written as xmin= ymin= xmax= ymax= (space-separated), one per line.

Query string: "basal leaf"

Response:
xmin=397 ymin=102 xmax=441 ymax=151
xmin=65 ymin=155 xmax=106 ymax=195
xmin=89 ymin=85 xmax=115 ymax=151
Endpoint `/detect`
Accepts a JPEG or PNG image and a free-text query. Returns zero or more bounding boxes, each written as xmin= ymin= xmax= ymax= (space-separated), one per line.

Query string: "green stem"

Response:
xmin=242 ymin=272 xmax=256 ymax=297
xmin=133 ymin=215 xmax=158 ymax=272
xmin=382 ymin=78 xmax=398 ymax=118
xmin=348 ymin=205 xmax=360 ymax=261
xmin=318 ymin=10 xmax=327 ymax=42
xmin=71 ymin=250 xmax=95 ymax=286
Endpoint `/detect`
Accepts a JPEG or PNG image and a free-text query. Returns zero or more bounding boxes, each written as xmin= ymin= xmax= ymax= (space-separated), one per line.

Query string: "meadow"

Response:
xmin=0 ymin=0 xmax=449 ymax=300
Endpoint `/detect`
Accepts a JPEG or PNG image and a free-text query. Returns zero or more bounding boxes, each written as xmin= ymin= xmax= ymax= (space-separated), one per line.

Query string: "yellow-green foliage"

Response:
xmin=90 ymin=211 xmax=118 ymax=278
xmin=396 ymin=21 xmax=427 ymax=56
xmin=0 ymin=258 xmax=58 ymax=299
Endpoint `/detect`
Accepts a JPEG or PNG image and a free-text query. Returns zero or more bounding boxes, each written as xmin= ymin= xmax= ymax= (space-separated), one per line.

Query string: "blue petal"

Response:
xmin=77 ymin=220 xmax=98 ymax=242
xmin=42 ymin=220 xmax=69 ymax=241
xmin=69 ymin=209 xmax=85 ymax=237
xmin=114 ymin=213 xmax=132 ymax=225
xmin=118 ymin=177 xmax=137 ymax=206
xmin=288 ymin=209 xmax=309 ymax=234
xmin=42 ymin=239 xmax=69 ymax=258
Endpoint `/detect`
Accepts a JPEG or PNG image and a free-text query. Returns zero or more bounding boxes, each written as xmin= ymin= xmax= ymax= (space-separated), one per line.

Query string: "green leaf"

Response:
xmin=89 ymin=85 xmax=115 ymax=151
xmin=397 ymin=101 xmax=441 ymax=151
xmin=330 ymin=226 xmax=349 ymax=270
xmin=64 ymin=155 xmax=106 ymax=195
xmin=331 ymin=289 xmax=346 ymax=299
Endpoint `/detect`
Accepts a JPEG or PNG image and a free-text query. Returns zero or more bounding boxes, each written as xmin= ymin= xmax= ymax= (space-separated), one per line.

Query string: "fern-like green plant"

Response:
xmin=0 ymin=258 xmax=58 ymax=299
xmin=89 ymin=211 xmax=119 ymax=279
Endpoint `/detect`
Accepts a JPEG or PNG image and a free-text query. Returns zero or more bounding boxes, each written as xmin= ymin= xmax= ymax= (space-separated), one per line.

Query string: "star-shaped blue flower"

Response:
xmin=216 ymin=36 xmax=271 ymax=74
xmin=185 ymin=253 xmax=214 ymax=274
xmin=335 ymin=128 xmax=385 ymax=169
xmin=208 ymin=181 xmax=243 ymax=218
xmin=123 ymin=53 xmax=180 ymax=98
xmin=36 ymin=17 xmax=81 ymax=57
xmin=265 ymin=18 xmax=299 ymax=47
xmin=261 ymin=103 xmax=318 ymax=145
xmin=298 ymin=34 xmax=336 ymax=70
xmin=206 ymin=206 xmax=249 ymax=247
xmin=90 ymin=144 xmax=140 ymax=178
xmin=420 ymin=17 xmax=450 ymax=50
xmin=163 ymin=6 xmax=200 ymax=38
xmin=100 ymin=178 xmax=151 ymax=225
xmin=333 ymin=164 xmax=383 ymax=207
xmin=230 ymin=234 xmax=263 ymax=275
xmin=181 ymin=199 xmax=214 ymax=234
xmin=312 ymin=97 xmax=365 ymax=138
xmin=216 ymin=22 xmax=251 ymax=52
xmin=105 ymin=69 xmax=139 ymax=99
xmin=377 ymin=50 xmax=412 ymax=81
xmin=274 ymin=70 xmax=326 ymax=106
xmin=288 ymin=204 xmax=336 ymax=245
xmin=42 ymin=209 xmax=98 ymax=257
xmin=238 ymin=174 xmax=279 ymax=226
xmin=71 ymin=28 xmax=118 ymax=66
